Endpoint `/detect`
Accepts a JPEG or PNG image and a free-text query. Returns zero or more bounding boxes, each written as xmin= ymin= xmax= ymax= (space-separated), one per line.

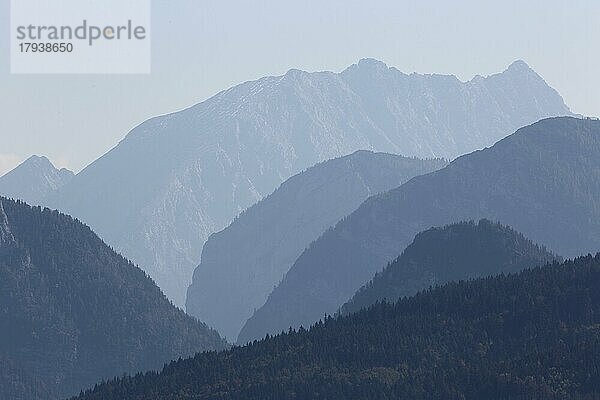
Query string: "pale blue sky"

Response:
xmin=1 ymin=0 xmax=598 ymax=174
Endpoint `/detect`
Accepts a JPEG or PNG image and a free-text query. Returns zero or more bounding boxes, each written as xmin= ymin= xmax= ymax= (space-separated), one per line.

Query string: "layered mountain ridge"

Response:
xmin=39 ymin=59 xmax=572 ymax=306
xmin=238 ymin=117 xmax=600 ymax=344
xmin=186 ymin=151 xmax=447 ymax=340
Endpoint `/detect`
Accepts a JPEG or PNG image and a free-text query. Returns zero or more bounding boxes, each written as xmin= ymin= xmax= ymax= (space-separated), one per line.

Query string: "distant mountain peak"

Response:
xmin=23 ymin=154 xmax=53 ymax=166
xmin=20 ymin=154 xmax=44 ymax=165
xmin=357 ymin=58 xmax=389 ymax=69
xmin=343 ymin=58 xmax=391 ymax=75
xmin=0 ymin=155 xmax=74 ymax=206
xmin=504 ymin=59 xmax=535 ymax=76
xmin=283 ymin=68 xmax=307 ymax=79
xmin=3 ymin=154 xmax=73 ymax=179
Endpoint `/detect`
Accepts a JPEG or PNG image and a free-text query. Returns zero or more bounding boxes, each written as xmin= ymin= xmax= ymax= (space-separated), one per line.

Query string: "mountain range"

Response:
xmin=186 ymin=151 xmax=447 ymax=340
xmin=0 ymin=58 xmax=593 ymax=400
xmin=0 ymin=197 xmax=226 ymax=400
xmin=237 ymin=117 xmax=600 ymax=344
xmin=74 ymin=252 xmax=600 ymax=399
xmin=28 ymin=59 xmax=571 ymax=306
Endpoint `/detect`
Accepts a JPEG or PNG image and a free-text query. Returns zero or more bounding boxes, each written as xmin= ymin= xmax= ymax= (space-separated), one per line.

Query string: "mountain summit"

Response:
xmin=48 ymin=60 xmax=572 ymax=306
xmin=0 ymin=156 xmax=73 ymax=206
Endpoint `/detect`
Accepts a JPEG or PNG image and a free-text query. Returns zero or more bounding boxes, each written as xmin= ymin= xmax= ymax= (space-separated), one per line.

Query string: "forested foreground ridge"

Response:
xmin=340 ymin=219 xmax=559 ymax=316
xmin=76 ymin=254 xmax=600 ymax=400
xmin=0 ymin=198 xmax=226 ymax=400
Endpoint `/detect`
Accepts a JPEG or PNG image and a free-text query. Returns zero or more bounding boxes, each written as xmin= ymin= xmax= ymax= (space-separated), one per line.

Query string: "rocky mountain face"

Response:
xmin=48 ymin=60 xmax=571 ymax=306
xmin=339 ymin=220 xmax=559 ymax=316
xmin=237 ymin=117 xmax=600 ymax=344
xmin=186 ymin=151 xmax=447 ymax=340
xmin=0 ymin=197 xmax=226 ymax=400
xmin=0 ymin=156 xmax=73 ymax=206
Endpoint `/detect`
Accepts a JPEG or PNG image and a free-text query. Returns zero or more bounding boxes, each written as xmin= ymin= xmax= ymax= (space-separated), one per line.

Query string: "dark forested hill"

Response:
xmin=0 ymin=198 xmax=226 ymax=400
xmin=238 ymin=117 xmax=600 ymax=344
xmin=76 ymin=254 xmax=600 ymax=400
xmin=340 ymin=220 xmax=559 ymax=316
xmin=186 ymin=151 xmax=446 ymax=341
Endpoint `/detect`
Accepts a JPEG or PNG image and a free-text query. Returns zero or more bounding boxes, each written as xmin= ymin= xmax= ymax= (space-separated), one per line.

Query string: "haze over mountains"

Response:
xmin=186 ymin=151 xmax=447 ymax=340
xmin=237 ymin=117 xmax=600 ymax=344
xmin=0 ymin=156 xmax=73 ymax=206
xmin=0 ymin=197 xmax=226 ymax=400
xmin=19 ymin=59 xmax=568 ymax=307
xmin=0 ymin=53 xmax=596 ymax=400
xmin=339 ymin=219 xmax=558 ymax=316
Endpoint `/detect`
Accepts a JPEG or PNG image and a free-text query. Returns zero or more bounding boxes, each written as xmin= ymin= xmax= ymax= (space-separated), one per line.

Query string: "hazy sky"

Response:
xmin=1 ymin=0 xmax=598 ymax=175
